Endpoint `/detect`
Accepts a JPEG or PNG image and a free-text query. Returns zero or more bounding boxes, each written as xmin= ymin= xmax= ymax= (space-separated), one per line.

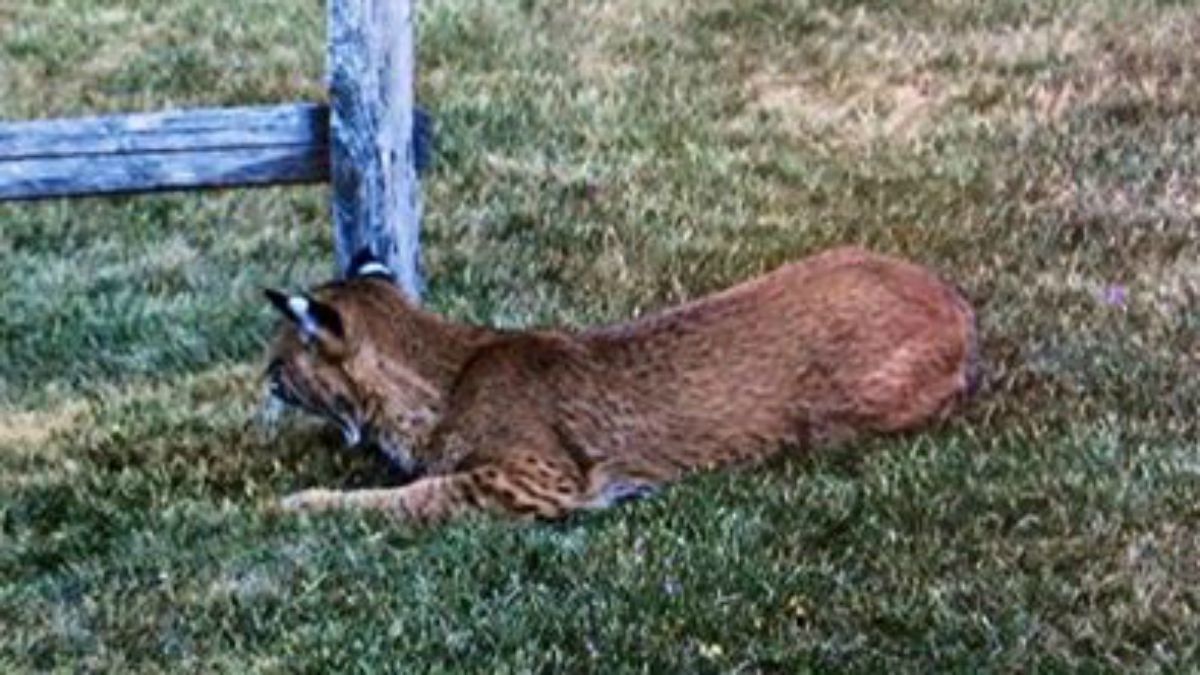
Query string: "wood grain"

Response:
xmin=0 ymin=104 xmax=329 ymax=200
xmin=328 ymin=0 xmax=423 ymax=299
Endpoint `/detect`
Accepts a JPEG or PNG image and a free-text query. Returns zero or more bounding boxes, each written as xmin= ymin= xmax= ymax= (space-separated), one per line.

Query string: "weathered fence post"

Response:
xmin=329 ymin=0 xmax=423 ymax=299
xmin=1 ymin=0 xmax=429 ymax=300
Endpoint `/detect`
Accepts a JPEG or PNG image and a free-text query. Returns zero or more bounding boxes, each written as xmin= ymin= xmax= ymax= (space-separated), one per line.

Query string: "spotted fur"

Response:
xmin=263 ymin=246 xmax=979 ymax=524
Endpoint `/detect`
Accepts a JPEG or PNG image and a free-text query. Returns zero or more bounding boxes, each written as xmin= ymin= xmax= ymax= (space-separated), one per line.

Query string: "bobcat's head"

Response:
xmin=261 ymin=253 xmax=453 ymax=472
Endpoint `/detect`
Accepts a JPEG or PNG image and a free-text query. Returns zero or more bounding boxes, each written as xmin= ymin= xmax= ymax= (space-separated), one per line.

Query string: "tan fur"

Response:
xmin=264 ymin=246 xmax=979 ymax=524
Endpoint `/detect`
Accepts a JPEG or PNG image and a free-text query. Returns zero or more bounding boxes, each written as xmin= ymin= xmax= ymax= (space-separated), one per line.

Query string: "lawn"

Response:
xmin=3 ymin=0 xmax=1200 ymax=670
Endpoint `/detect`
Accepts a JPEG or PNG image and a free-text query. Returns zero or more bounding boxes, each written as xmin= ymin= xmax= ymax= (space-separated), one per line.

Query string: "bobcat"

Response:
xmin=263 ymin=246 xmax=979 ymax=524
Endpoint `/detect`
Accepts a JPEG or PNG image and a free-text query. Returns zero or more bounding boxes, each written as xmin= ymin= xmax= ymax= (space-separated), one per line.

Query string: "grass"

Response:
xmin=3 ymin=0 xmax=1200 ymax=670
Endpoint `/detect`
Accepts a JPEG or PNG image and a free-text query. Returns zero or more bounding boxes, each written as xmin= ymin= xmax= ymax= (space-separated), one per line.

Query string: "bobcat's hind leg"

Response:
xmin=578 ymin=460 xmax=669 ymax=510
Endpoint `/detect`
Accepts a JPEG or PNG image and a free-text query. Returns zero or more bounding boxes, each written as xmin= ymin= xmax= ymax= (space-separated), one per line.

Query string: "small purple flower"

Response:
xmin=1102 ymin=284 xmax=1127 ymax=308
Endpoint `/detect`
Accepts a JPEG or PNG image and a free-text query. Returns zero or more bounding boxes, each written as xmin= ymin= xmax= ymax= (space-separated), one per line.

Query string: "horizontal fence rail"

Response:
xmin=0 ymin=0 xmax=425 ymax=298
xmin=0 ymin=103 xmax=330 ymax=200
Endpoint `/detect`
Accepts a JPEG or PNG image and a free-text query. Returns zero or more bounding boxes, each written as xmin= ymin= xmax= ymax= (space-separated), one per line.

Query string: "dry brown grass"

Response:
xmin=737 ymin=4 xmax=1200 ymax=151
xmin=0 ymin=402 xmax=90 ymax=453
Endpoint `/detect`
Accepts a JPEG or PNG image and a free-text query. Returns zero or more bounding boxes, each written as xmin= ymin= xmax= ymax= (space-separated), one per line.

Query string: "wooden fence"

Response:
xmin=0 ymin=0 xmax=426 ymax=298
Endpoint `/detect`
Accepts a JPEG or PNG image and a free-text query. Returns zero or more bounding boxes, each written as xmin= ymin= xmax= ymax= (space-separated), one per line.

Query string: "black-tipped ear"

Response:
xmin=348 ymin=248 xmax=395 ymax=280
xmin=306 ymin=299 xmax=344 ymax=339
xmin=263 ymin=289 xmax=344 ymax=340
xmin=264 ymin=288 xmax=292 ymax=316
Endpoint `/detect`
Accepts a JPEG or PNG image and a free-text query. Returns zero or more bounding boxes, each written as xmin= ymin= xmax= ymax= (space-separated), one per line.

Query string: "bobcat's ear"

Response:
xmin=264 ymin=289 xmax=345 ymax=343
xmin=348 ymin=248 xmax=394 ymax=281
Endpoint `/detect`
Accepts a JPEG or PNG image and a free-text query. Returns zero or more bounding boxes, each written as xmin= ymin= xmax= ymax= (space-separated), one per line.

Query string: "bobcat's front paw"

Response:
xmin=280 ymin=488 xmax=340 ymax=513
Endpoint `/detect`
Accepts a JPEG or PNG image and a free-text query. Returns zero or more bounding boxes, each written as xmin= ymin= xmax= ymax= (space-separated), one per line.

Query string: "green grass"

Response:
xmin=3 ymin=0 xmax=1200 ymax=670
